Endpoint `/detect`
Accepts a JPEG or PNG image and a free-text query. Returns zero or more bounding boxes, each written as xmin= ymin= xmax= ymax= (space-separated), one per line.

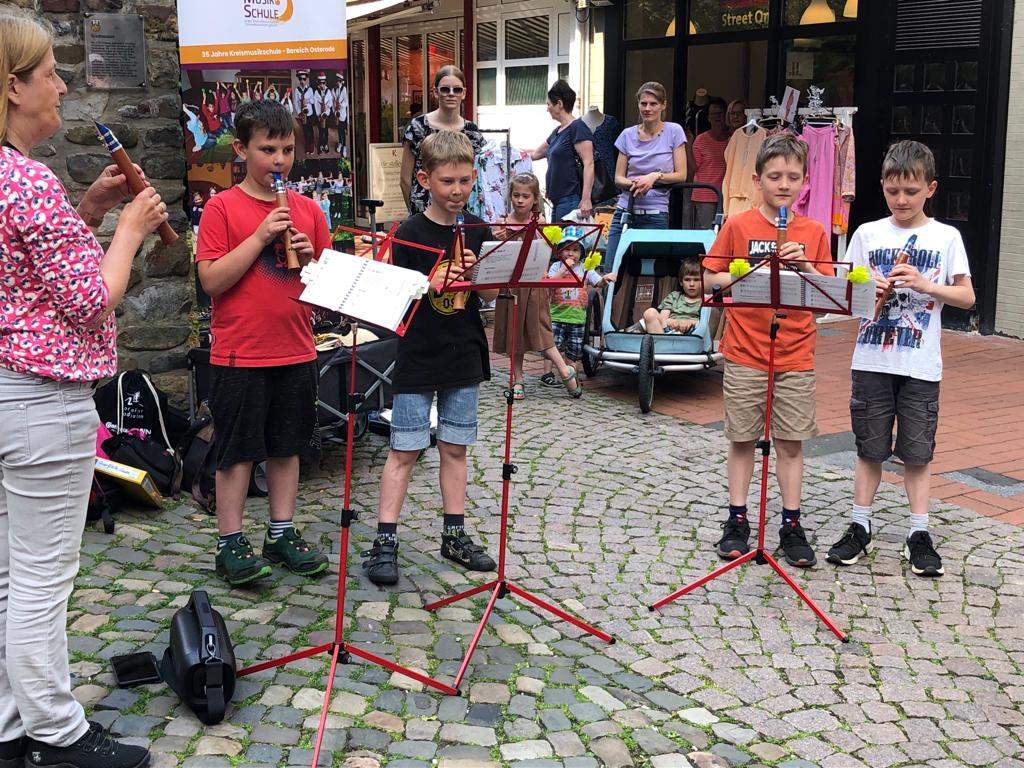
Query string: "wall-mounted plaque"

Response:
xmin=84 ymin=13 xmax=147 ymax=89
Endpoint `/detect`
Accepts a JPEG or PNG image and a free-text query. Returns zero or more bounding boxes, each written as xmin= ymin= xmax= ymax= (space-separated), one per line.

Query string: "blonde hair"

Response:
xmin=420 ymin=130 xmax=474 ymax=174
xmin=0 ymin=9 xmax=53 ymax=145
xmin=509 ymin=172 xmax=541 ymax=213
xmin=636 ymin=81 xmax=667 ymax=104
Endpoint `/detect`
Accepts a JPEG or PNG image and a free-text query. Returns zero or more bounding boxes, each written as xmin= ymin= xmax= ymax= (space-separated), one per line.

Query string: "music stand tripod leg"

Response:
xmin=647 ymin=281 xmax=847 ymax=640
xmin=425 ymin=285 xmax=612 ymax=694
xmin=238 ymin=320 xmax=457 ymax=768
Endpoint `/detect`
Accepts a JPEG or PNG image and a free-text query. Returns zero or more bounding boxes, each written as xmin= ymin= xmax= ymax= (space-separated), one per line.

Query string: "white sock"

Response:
xmin=268 ymin=519 xmax=294 ymax=541
xmin=852 ymin=504 xmax=871 ymax=534
xmin=908 ymin=513 xmax=929 ymax=538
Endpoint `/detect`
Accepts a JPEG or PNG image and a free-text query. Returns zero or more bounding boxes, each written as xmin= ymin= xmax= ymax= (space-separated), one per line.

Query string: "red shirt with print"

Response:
xmin=196 ymin=185 xmax=331 ymax=367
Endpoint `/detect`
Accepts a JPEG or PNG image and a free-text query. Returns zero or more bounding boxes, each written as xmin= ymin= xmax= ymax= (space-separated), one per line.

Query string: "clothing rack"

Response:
xmin=740 ymin=105 xmax=858 ymax=261
xmin=478 ymin=127 xmax=512 ymax=213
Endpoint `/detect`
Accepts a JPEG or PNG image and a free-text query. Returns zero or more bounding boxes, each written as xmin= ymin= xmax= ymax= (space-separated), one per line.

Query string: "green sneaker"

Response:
xmin=216 ymin=535 xmax=273 ymax=586
xmin=263 ymin=526 xmax=329 ymax=577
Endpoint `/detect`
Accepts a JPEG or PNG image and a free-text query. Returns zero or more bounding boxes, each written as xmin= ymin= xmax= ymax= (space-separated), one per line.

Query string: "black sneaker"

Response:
xmin=826 ymin=523 xmax=872 ymax=566
xmin=0 ymin=736 xmax=26 ymax=768
xmin=903 ymin=531 xmax=944 ymax=577
xmin=441 ymin=532 xmax=496 ymax=571
xmin=538 ymin=372 xmax=560 ymax=388
xmin=26 ymin=722 xmax=149 ymax=768
xmin=778 ymin=521 xmax=817 ymax=567
xmin=716 ymin=516 xmax=751 ymax=560
xmin=362 ymin=538 xmax=399 ymax=585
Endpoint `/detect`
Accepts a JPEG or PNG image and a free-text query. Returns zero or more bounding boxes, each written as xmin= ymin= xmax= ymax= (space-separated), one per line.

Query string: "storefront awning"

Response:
xmin=347 ymin=0 xmax=430 ymax=25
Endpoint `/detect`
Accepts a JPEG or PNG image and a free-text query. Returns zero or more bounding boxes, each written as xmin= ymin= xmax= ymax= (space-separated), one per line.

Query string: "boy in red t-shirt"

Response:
xmin=196 ymin=100 xmax=332 ymax=586
xmin=703 ymin=134 xmax=832 ymax=568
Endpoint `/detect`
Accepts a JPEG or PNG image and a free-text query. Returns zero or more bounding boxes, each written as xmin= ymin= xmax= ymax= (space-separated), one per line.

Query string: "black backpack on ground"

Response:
xmin=160 ymin=590 xmax=236 ymax=725
xmin=94 ymin=370 xmax=183 ymax=497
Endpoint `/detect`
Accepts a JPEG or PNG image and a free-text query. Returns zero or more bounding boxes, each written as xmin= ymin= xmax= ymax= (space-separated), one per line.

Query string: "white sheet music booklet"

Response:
xmin=299 ymin=249 xmax=431 ymax=332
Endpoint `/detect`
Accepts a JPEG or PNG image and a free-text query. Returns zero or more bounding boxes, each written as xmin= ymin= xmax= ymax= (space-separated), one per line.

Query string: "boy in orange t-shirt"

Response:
xmin=703 ymin=134 xmax=832 ymax=568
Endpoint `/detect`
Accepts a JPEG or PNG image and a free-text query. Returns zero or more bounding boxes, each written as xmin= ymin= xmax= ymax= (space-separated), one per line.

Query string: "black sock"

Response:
xmin=729 ymin=504 xmax=747 ymax=521
xmin=782 ymin=507 xmax=801 ymax=527
xmin=443 ymin=513 xmax=465 ymax=537
xmin=217 ymin=531 xmax=243 ymax=551
xmin=376 ymin=522 xmax=398 ymax=544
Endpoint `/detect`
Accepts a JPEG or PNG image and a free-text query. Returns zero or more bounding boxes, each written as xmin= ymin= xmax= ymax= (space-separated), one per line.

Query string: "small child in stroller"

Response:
xmin=635 ymin=256 xmax=703 ymax=334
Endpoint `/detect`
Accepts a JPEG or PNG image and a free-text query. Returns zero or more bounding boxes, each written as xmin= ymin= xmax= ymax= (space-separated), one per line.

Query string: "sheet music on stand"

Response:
xmin=299 ymin=249 xmax=431 ymax=334
xmin=729 ymin=267 xmax=875 ymax=317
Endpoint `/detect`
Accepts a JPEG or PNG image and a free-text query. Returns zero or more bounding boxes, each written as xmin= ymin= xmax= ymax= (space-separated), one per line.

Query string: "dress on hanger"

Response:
xmin=721 ymin=126 xmax=767 ymax=218
xmin=793 ymin=124 xmax=835 ymax=234
xmin=467 ymin=140 xmax=533 ymax=220
xmin=831 ymin=124 xmax=856 ymax=235
xmin=590 ymin=114 xmax=620 ymax=186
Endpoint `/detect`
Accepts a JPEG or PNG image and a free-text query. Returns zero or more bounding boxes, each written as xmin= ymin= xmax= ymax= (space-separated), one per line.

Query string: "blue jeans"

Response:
xmin=551 ymin=194 xmax=581 ymax=223
xmin=603 ymin=209 xmax=669 ymax=271
xmin=390 ymin=385 xmax=480 ymax=451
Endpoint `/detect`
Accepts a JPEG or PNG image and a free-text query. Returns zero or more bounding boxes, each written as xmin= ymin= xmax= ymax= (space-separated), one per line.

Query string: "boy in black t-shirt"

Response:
xmin=363 ymin=131 xmax=499 ymax=586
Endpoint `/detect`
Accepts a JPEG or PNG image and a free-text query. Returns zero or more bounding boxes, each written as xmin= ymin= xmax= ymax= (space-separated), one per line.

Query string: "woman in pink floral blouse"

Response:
xmin=0 ymin=9 xmax=167 ymax=768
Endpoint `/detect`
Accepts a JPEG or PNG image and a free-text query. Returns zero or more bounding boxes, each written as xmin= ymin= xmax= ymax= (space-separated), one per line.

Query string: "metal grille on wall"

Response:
xmin=895 ymin=0 xmax=983 ymax=50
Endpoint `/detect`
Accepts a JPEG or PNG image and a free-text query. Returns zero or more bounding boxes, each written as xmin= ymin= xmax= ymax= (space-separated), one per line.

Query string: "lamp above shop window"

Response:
xmin=800 ymin=0 xmax=836 ymax=24
xmin=664 ymin=19 xmax=698 ymax=35
xmin=843 ymin=0 xmax=857 ymax=17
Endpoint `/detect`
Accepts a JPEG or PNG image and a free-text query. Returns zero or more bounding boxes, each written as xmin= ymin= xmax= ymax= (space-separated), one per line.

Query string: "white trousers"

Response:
xmin=0 ymin=368 xmax=94 ymax=746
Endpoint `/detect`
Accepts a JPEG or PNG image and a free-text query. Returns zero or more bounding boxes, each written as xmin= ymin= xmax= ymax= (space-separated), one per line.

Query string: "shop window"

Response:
xmin=924 ymin=62 xmax=948 ymax=91
xmin=558 ymin=62 xmax=569 ymax=80
xmin=380 ymin=36 xmax=395 ymax=143
xmin=947 ymin=190 xmax=970 ymax=221
xmin=785 ymin=0 xmax=856 ymax=25
xmin=506 ymin=64 xmax=549 ymax=105
xmin=625 ymin=48 xmax=674 ymax=117
xmin=478 ymin=68 xmax=497 ymax=107
xmin=893 ymin=63 xmax=915 ymax=92
xmin=949 ymin=148 xmax=972 ymax=178
xmin=956 ymin=60 xmax=977 ymax=91
xmin=558 ymin=13 xmax=571 ymax=57
xmin=625 ymin=1 xmax=673 ymax=39
xmin=427 ymin=30 xmax=456 ymax=111
xmin=921 ymin=104 xmax=944 ymax=135
xmin=953 ymin=105 xmax=975 ymax=135
xmin=891 ymin=105 xmax=912 ymax=135
xmin=687 ymin=41 xmax=767 ymax=116
xmin=783 ymin=35 xmax=855 ymax=107
xmin=478 ymin=21 xmax=497 ymax=62
xmin=689 ymin=1 xmax=769 ymax=35
xmin=397 ymin=34 xmax=424 ymax=135
xmin=505 ymin=16 xmax=549 ymax=59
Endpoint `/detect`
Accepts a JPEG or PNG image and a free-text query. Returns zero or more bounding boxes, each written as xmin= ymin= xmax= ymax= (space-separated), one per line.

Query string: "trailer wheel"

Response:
xmin=638 ymin=334 xmax=655 ymax=414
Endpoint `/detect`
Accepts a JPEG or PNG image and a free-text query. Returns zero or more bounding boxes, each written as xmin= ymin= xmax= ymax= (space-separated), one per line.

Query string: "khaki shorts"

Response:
xmin=723 ymin=361 xmax=817 ymax=442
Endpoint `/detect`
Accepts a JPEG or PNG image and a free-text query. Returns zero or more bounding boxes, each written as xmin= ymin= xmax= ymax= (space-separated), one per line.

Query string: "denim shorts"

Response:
xmin=850 ymin=369 xmax=939 ymax=465
xmin=390 ymin=385 xmax=480 ymax=451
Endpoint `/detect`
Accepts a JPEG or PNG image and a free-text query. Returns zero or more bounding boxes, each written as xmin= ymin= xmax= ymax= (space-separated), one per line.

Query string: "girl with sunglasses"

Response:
xmin=400 ymin=65 xmax=486 ymax=214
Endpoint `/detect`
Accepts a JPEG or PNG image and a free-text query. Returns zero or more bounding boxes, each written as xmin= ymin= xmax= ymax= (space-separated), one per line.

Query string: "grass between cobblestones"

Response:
xmin=65 ymin=375 xmax=1024 ymax=768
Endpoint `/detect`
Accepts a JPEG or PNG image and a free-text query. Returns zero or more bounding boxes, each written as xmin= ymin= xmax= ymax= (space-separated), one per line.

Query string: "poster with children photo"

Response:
xmin=290 ymin=68 xmax=350 ymax=161
xmin=288 ymin=155 xmax=354 ymax=247
xmin=180 ymin=67 xmax=293 ymax=164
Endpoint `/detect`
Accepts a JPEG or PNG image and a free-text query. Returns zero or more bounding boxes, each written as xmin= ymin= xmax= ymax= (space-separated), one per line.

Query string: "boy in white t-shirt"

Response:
xmin=827 ymin=141 xmax=975 ymax=577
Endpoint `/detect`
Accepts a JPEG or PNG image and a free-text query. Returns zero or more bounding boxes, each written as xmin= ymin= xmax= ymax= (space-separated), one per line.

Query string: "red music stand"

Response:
xmin=424 ymin=215 xmax=615 ymax=693
xmin=236 ymin=227 xmax=459 ymax=768
xmin=648 ymin=240 xmax=852 ymax=643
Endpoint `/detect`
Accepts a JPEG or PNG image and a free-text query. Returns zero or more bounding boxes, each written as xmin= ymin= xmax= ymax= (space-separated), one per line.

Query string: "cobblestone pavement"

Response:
xmin=70 ymin=377 xmax=1024 ymax=768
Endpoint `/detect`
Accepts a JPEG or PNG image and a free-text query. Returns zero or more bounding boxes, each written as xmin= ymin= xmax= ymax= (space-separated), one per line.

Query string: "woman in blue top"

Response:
xmin=530 ymin=80 xmax=596 ymax=221
xmin=604 ymin=81 xmax=688 ymax=271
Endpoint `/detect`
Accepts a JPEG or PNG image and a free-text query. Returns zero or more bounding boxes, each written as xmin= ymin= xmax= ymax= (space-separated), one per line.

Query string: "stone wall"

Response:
xmin=22 ymin=0 xmax=191 ymax=372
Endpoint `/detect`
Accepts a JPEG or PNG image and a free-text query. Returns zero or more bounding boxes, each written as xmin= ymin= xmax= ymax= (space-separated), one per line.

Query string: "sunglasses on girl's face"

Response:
xmin=437 ymin=85 xmax=465 ymax=95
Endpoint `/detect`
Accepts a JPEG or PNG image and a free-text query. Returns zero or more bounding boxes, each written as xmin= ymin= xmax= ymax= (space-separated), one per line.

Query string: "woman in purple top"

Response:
xmin=604 ymin=81 xmax=687 ymax=271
